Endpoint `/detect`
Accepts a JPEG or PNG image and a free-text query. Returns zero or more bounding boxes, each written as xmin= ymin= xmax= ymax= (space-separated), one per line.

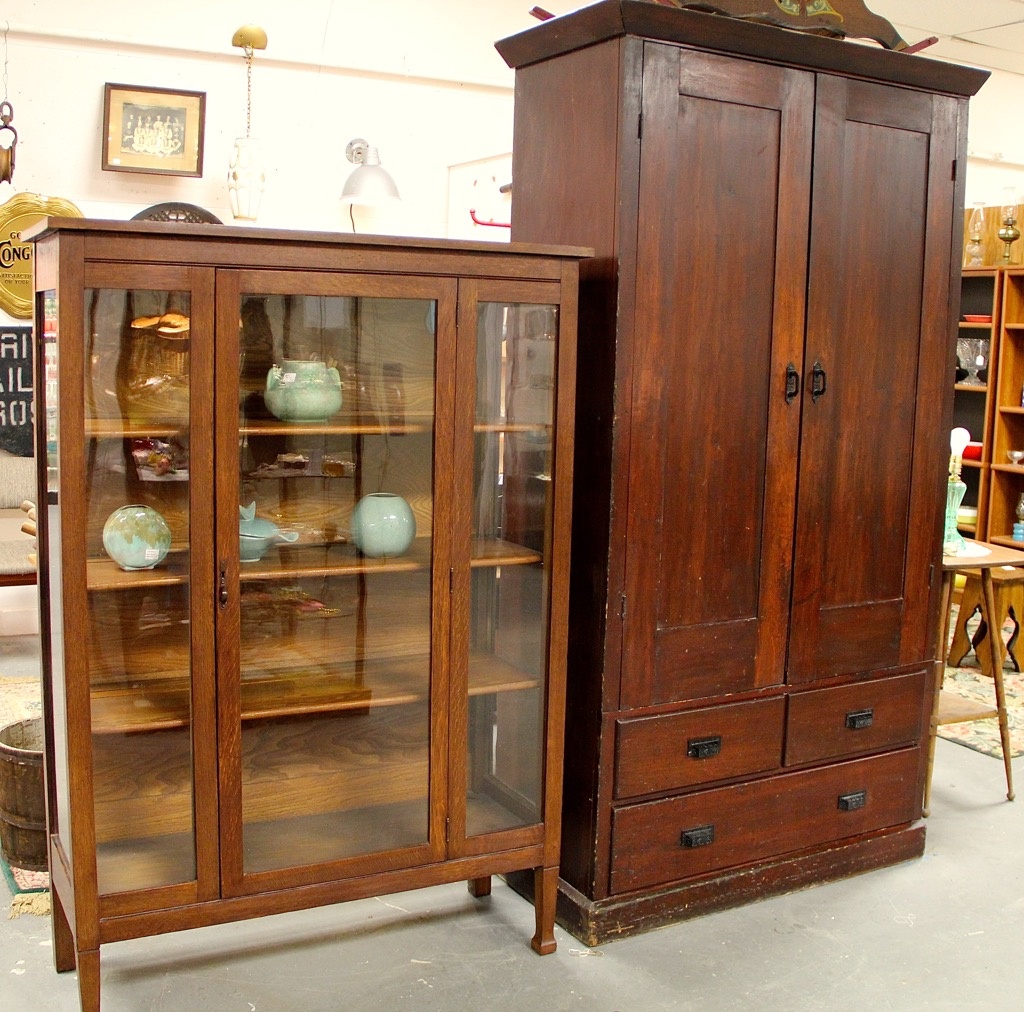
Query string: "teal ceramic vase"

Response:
xmin=264 ymin=359 xmax=343 ymax=422
xmin=102 ymin=504 xmax=172 ymax=571
xmin=350 ymin=493 xmax=415 ymax=558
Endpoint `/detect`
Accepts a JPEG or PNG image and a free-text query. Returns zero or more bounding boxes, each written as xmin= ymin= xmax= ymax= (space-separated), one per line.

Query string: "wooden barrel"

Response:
xmin=0 ymin=718 xmax=47 ymax=872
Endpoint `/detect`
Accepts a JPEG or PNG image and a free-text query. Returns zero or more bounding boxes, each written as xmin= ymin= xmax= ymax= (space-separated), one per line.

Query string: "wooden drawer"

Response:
xmin=610 ymin=747 xmax=920 ymax=894
xmin=784 ymin=670 xmax=929 ymax=766
xmin=614 ymin=696 xmax=784 ymax=798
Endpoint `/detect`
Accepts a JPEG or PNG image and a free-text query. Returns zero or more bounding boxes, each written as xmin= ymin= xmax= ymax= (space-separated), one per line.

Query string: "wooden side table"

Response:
xmin=926 ymin=540 xmax=1023 ymax=815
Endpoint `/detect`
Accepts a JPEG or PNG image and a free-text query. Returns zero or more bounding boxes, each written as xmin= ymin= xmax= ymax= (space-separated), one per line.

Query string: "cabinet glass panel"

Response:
xmin=38 ymin=291 xmax=73 ymax=861
xmin=237 ymin=294 xmax=435 ymax=872
xmin=83 ymin=287 xmax=195 ymax=893
xmin=467 ymin=302 xmax=557 ymax=837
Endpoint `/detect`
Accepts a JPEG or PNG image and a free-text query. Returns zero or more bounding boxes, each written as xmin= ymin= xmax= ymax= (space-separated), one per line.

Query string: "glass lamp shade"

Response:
xmin=340 ymin=147 xmax=400 ymax=205
xmin=228 ymin=137 xmax=265 ymax=222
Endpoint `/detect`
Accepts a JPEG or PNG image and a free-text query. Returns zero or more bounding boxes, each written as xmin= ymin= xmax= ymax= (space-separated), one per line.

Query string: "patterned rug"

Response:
xmin=941 ymin=606 xmax=1024 ymax=759
xmin=0 ymin=675 xmax=49 ymax=916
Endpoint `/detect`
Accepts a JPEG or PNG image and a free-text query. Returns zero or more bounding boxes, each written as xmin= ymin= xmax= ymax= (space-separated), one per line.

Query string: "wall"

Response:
xmin=0 ymin=0 xmax=530 ymax=240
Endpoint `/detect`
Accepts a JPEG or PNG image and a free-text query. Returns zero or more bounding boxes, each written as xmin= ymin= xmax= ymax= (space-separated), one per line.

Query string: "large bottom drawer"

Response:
xmin=610 ymin=747 xmax=920 ymax=894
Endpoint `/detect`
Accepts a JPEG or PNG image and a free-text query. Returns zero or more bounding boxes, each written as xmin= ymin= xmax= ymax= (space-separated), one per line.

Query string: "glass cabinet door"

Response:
xmin=457 ymin=284 xmax=562 ymax=847
xmin=73 ymin=267 xmax=212 ymax=896
xmin=220 ymin=273 xmax=453 ymax=883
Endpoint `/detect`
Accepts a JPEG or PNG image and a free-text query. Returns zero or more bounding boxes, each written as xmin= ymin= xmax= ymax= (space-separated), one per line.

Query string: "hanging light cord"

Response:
xmin=2 ymin=22 xmax=9 ymax=103
xmin=244 ymin=44 xmax=253 ymax=138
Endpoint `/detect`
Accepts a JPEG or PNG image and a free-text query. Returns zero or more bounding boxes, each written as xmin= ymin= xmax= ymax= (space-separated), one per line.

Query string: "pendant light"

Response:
xmin=228 ymin=25 xmax=267 ymax=222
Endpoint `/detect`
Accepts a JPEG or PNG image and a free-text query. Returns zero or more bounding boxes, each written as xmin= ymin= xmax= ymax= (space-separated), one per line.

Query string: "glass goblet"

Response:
xmin=1009 ymin=450 xmax=1024 ymax=468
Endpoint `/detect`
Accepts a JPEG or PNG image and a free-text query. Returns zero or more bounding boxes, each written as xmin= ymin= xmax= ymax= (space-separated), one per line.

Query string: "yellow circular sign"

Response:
xmin=0 ymin=192 xmax=82 ymax=318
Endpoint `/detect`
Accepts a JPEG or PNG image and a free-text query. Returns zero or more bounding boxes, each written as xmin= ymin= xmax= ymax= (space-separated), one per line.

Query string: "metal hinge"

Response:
xmin=449 ymin=567 xmax=454 ymax=595
xmin=638 ymin=113 xmax=643 ymax=140
xmin=621 ymin=593 xmax=627 ymax=620
xmin=952 ymin=158 xmax=958 ymax=181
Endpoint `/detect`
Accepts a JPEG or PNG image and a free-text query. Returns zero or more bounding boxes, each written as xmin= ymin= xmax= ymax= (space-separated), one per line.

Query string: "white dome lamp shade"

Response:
xmin=341 ymin=138 xmax=400 ymax=230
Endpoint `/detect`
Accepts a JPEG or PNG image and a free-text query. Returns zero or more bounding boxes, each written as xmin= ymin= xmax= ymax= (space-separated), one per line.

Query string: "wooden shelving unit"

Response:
xmin=955 ymin=267 xmax=1003 ymax=537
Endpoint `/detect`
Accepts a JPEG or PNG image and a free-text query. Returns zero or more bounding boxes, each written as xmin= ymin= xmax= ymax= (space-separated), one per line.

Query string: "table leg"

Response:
xmin=924 ymin=571 xmax=954 ymax=817
xmin=981 ymin=570 xmax=1016 ymax=802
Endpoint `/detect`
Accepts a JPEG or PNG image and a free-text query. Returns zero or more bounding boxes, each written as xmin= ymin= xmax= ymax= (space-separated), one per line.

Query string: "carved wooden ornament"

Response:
xmin=679 ymin=0 xmax=908 ymax=50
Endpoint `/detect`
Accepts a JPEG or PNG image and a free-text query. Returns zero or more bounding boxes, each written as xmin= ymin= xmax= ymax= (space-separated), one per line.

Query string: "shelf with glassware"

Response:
xmin=30 ymin=218 xmax=586 ymax=1010
xmin=982 ymin=266 xmax=1024 ymax=545
xmin=953 ymin=267 xmax=1003 ymax=536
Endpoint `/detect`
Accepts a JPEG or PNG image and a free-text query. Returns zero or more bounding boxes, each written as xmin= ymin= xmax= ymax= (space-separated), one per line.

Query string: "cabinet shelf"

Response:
xmin=87 ymin=419 xmax=187 ymax=439
xmin=90 ymin=651 xmax=541 ymax=734
xmin=85 ymin=416 xmax=550 ymax=440
xmin=954 ymin=383 xmax=987 ymax=393
xmin=86 ymin=539 xmax=542 ymax=591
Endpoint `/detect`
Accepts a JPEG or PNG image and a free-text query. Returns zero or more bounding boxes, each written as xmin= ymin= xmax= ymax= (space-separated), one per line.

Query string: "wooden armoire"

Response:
xmin=497 ymin=1 xmax=989 ymax=943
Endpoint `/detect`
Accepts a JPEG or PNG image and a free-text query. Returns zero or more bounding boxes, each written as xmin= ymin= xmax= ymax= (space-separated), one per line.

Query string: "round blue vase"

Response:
xmin=102 ymin=504 xmax=172 ymax=571
xmin=350 ymin=493 xmax=416 ymax=558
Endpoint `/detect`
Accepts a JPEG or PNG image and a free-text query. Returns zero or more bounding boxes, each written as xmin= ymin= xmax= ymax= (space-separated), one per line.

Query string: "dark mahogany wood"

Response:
xmin=507 ymin=822 xmax=926 ymax=946
xmin=501 ymin=1 xmax=986 ymax=944
xmin=495 ymin=1 xmax=987 ymax=96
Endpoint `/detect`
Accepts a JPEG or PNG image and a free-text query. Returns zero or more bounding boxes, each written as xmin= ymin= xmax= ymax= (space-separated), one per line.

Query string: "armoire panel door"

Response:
xmin=620 ymin=44 xmax=813 ymax=709
xmin=788 ymin=76 xmax=959 ymax=683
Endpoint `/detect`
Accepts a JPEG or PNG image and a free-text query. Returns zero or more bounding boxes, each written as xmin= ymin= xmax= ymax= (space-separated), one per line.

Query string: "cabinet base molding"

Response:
xmin=505 ymin=824 xmax=925 ymax=948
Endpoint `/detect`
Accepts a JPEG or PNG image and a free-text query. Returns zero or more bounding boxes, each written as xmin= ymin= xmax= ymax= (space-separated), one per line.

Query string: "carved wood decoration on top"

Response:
xmin=674 ymin=0 xmax=909 ymax=50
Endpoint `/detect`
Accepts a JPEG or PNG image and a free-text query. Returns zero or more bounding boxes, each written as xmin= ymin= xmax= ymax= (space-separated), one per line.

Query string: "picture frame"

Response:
xmin=102 ymin=83 xmax=206 ymax=177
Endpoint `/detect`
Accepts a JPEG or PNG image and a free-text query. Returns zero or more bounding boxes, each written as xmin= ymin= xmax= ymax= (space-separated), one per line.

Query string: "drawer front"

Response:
xmin=784 ymin=670 xmax=929 ymax=766
xmin=610 ymin=747 xmax=920 ymax=894
xmin=614 ymin=697 xmax=785 ymax=798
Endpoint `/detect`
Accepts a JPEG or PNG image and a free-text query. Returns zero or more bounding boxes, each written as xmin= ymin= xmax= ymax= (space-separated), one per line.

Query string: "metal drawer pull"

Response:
xmin=845 ymin=709 xmax=874 ymax=731
xmin=687 ymin=735 xmax=723 ymax=760
xmin=838 ymin=790 xmax=867 ymax=812
xmin=680 ymin=824 xmax=716 ymax=848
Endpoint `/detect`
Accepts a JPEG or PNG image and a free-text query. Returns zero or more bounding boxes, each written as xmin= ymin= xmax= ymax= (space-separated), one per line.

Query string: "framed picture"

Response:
xmin=102 ymin=83 xmax=206 ymax=177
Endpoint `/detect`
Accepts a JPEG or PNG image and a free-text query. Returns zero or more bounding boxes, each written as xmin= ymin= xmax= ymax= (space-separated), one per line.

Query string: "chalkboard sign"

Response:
xmin=0 ymin=326 xmax=33 ymax=457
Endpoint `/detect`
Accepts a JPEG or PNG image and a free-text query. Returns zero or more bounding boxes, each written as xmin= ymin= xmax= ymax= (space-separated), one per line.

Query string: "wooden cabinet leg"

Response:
xmin=530 ymin=865 xmax=558 ymax=955
xmin=50 ymin=880 xmax=76 ymax=974
xmin=76 ymin=947 xmax=101 ymax=1012
xmin=467 ymin=876 xmax=492 ymax=898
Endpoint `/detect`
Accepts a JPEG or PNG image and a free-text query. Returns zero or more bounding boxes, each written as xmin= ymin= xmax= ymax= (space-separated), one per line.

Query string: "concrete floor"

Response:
xmin=1 ymin=626 xmax=1022 ymax=1010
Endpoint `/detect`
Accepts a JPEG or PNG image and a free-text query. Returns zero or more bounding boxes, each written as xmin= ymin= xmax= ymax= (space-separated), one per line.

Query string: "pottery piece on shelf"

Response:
xmin=350 ymin=493 xmax=416 ymax=558
xmin=238 ymin=502 xmax=300 ymax=561
xmin=102 ymin=505 xmax=172 ymax=571
xmin=264 ymin=359 xmax=343 ymax=422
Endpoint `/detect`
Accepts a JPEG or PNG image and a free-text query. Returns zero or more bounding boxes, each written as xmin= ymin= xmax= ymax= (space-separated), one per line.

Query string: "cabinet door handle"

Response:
xmin=687 ymin=735 xmax=723 ymax=760
xmin=811 ymin=360 xmax=827 ymax=402
xmin=838 ymin=790 xmax=867 ymax=812
xmin=219 ymin=561 xmax=229 ymax=608
xmin=680 ymin=824 xmax=716 ymax=848
xmin=845 ymin=708 xmax=874 ymax=730
xmin=785 ymin=362 xmax=800 ymax=403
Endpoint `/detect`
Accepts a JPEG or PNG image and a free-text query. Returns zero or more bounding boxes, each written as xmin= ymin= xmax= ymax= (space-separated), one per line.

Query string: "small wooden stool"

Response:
xmin=948 ymin=565 xmax=1024 ymax=674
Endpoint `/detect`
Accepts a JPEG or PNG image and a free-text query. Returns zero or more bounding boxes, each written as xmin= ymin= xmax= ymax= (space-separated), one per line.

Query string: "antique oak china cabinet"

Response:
xmin=29 ymin=218 xmax=585 ymax=1009
xmin=497 ymin=1 xmax=989 ymax=943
